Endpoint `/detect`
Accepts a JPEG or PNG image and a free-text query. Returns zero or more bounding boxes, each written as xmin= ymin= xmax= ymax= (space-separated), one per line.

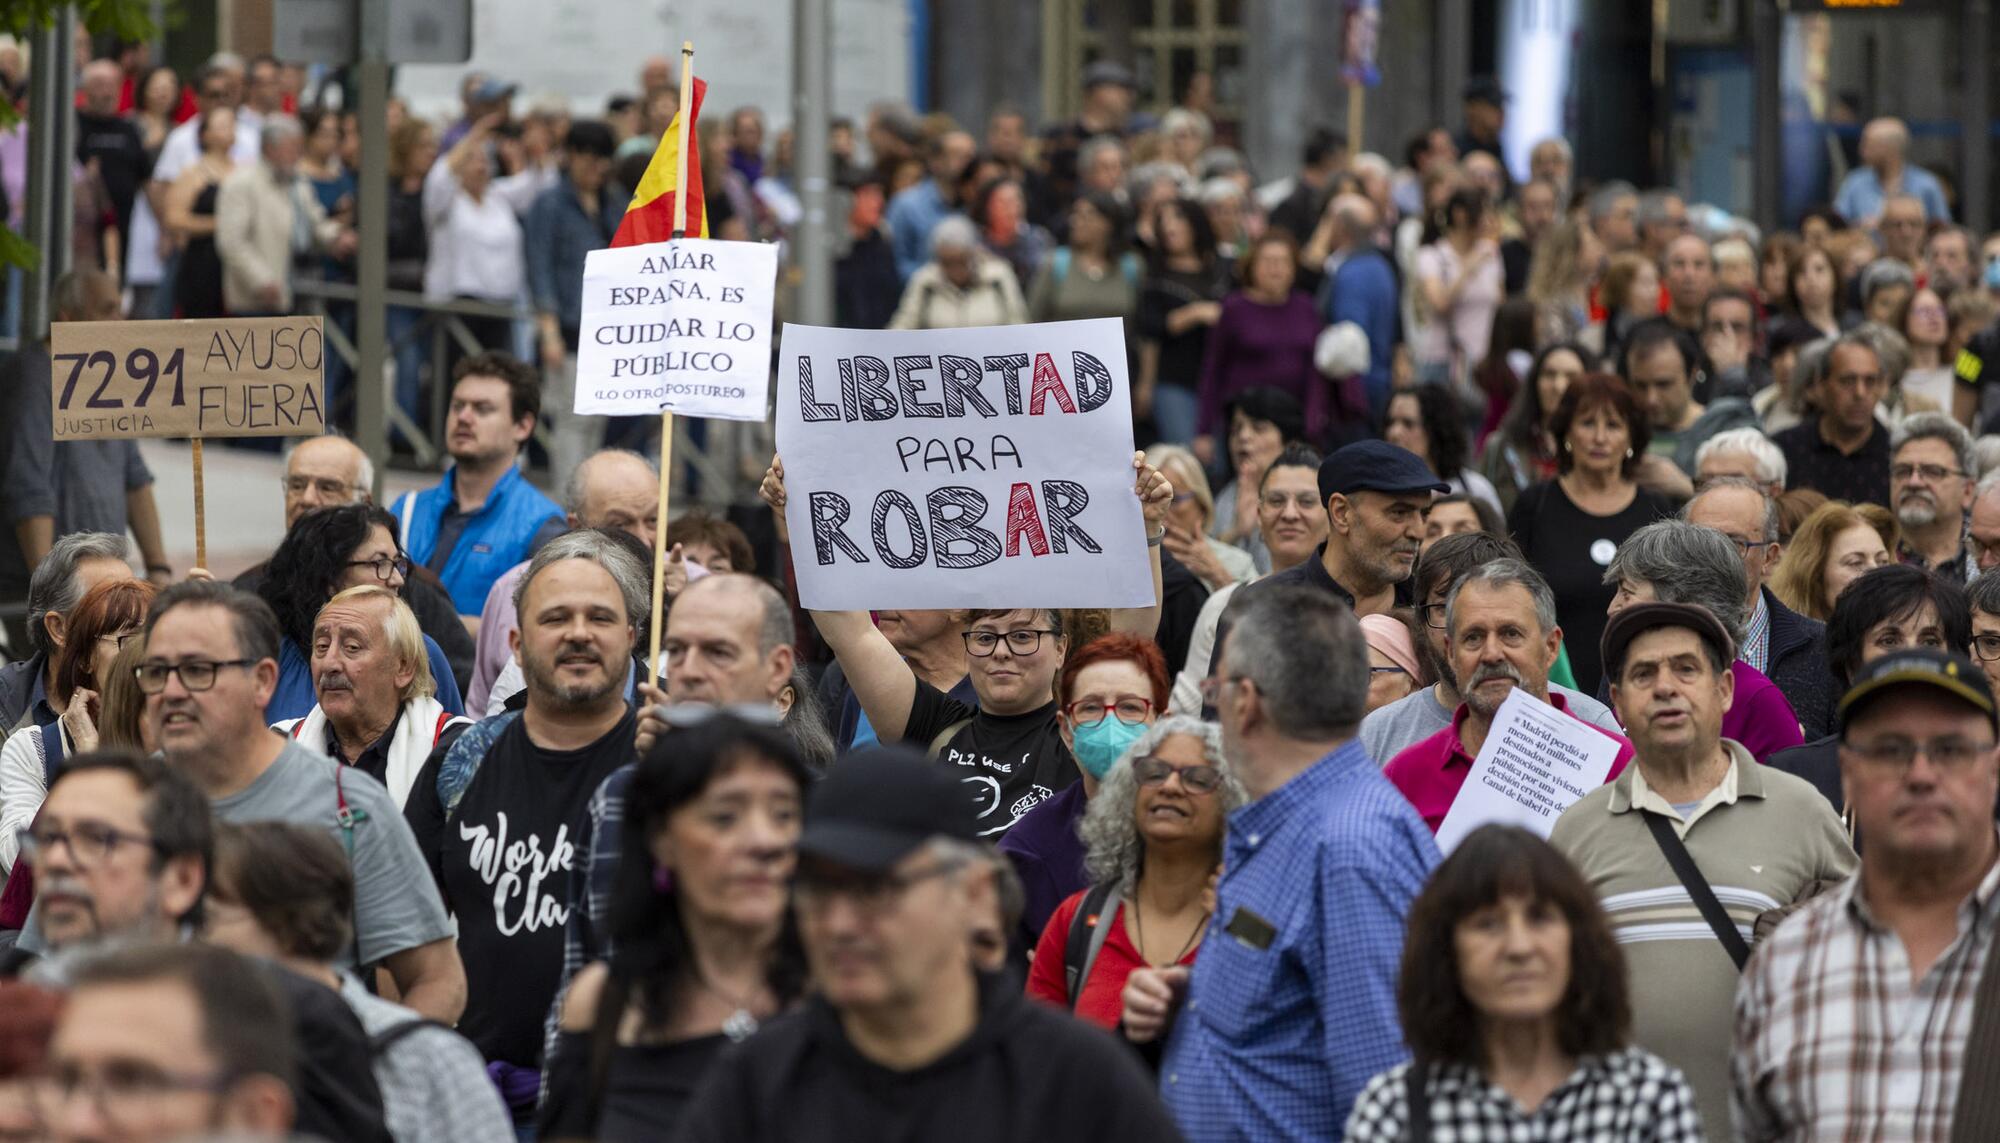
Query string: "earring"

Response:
xmin=653 ymin=865 xmax=675 ymax=894
xmin=1625 ymin=448 xmax=1634 ymax=458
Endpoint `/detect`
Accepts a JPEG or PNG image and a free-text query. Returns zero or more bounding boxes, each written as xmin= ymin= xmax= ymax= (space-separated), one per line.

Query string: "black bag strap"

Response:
xmin=369 ymin=1017 xmax=446 ymax=1056
xmin=1063 ymin=882 xmax=1121 ymax=1012
xmin=1404 ymin=1057 xmax=1430 ymax=1143
xmin=1643 ymin=810 xmax=1750 ymax=970
xmin=1950 ymin=911 xmax=2000 ymax=1141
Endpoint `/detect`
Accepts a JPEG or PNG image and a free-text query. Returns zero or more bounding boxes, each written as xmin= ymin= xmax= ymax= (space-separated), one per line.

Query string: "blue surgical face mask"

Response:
xmin=1071 ymin=715 xmax=1149 ymax=779
xmin=1985 ymin=257 xmax=2000 ymax=291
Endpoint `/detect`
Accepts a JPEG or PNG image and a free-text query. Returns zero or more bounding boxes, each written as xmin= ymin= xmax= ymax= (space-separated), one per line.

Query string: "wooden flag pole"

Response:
xmin=1347 ymin=82 xmax=1365 ymax=156
xmin=191 ymin=437 xmax=207 ymax=573
xmin=647 ymin=39 xmax=696 ymax=681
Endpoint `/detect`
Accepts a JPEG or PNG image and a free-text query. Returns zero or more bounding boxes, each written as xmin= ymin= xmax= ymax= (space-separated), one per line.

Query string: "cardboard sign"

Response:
xmin=775 ymin=318 xmax=1152 ymax=611
xmin=573 ymin=238 xmax=779 ymax=422
xmin=1433 ymin=688 xmax=1624 ymax=854
xmin=49 ymin=316 xmax=326 ymax=440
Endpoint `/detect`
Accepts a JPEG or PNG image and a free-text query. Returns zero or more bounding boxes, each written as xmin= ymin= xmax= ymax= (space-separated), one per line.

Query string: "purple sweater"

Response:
xmin=1196 ymin=290 xmax=1326 ymax=439
xmin=997 ymin=781 xmax=1090 ymax=951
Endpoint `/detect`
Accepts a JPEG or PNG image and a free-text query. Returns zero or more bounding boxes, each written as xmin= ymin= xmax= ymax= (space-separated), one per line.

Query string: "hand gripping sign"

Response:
xmin=776 ymin=318 xmax=1152 ymax=611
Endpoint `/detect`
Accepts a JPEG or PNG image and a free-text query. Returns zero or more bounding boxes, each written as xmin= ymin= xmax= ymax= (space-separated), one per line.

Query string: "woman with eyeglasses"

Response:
xmin=763 ymin=454 xmax=1173 ymax=845
xmin=257 ymin=503 xmax=466 ymax=723
xmin=998 ymin=634 xmax=1171 ymax=950
xmin=0 ymin=577 xmax=156 ymax=884
xmin=541 ymin=715 xmax=810 ymax=1141
xmin=1361 ymin=614 xmax=1421 ymax=714
xmin=1026 ymin=716 xmax=1242 ymax=1030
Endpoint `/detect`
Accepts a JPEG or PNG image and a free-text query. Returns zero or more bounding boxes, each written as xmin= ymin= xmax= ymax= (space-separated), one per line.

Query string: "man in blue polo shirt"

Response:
xmin=1124 ymin=582 xmax=1439 ymax=1140
xmin=392 ymin=353 xmax=564 ymax=619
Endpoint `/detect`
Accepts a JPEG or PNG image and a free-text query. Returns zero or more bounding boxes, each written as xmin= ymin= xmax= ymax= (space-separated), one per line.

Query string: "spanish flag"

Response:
xmin=612 ymin=77 xmax=708 ymax=247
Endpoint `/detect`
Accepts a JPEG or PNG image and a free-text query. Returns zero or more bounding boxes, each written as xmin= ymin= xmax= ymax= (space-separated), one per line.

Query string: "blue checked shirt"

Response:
xmin=1742 ymin=591 xmax=1771 ymax=674
xmin=1162 ymin=739 xmax=1440 ymax=1141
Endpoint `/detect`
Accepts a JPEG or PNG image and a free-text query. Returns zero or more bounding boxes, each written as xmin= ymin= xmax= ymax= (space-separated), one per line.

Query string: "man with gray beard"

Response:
xmin=1889 ymin=413 xmax=1976 ymax=585
xmin=403 ymin=530 xmax=649 ymax=1130
xmin=1383 ymin=558 xmax=1635 ymax=831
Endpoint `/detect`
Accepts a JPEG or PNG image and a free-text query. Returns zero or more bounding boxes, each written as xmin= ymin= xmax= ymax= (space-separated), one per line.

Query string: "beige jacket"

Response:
xmin=888 ymin=256 xmax=1028 ymax=330
xmin=214 ymin=161 xmax=340 ymax=313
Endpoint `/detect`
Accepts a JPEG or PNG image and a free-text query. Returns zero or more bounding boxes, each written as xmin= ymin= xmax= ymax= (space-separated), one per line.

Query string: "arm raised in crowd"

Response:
xmin=760 ymin=456 xmax=922 ymax=743
xmin=1107 ymin=452 xmax=1172 ymax=641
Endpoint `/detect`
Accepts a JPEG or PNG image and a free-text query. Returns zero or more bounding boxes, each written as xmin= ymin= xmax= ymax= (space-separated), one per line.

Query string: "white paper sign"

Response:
xmin=776 ymin=319 xmax=1152 ymax=611
xmin=1433 ymin=688 xmax=1624 ymax=854
xmin=573 ymin=238 xmax=778 ymax=422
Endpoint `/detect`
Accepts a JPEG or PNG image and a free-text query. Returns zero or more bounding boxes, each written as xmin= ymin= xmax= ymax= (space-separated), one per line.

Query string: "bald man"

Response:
xmin=76 ymin=58 xmax=150 ymax=258
xmin=466 ymin=449 xmax=661 ymax=713
xmin=1319 ymin=192 xmax=1398 ymax=420
xmin=1836 ymin=116 xmax=1951 ymax=227
xmin=235 ymin=434 xmax=476 ymax=694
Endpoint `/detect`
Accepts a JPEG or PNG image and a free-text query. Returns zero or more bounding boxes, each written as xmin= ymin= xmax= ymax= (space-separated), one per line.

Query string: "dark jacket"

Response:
xmin=1763 ymin=587 xmax=1836 ymax=740
xmin=0 ymin=654 xmax=46 ymax=737
xmin=677 ymin=974 xmax=1186 ymax=1143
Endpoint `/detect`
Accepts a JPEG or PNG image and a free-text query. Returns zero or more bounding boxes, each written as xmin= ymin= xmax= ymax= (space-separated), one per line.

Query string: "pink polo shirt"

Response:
xmin=1383 ymin=692 xmax=1634 ymax=832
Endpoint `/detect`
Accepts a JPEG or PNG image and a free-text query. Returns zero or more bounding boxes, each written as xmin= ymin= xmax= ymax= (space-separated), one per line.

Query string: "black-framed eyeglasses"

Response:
xmin=1841 ymin=736 xmax=1997 ymax=775
xmin=1370 ymin=665 xmax=1408 ymax=676
xmin=1720 ymin=535 xmax=1772 ymax=557
xmin=1973 ymin=633 xmax=2000 ymax=662
xmin=95 ymin=630 xmax=142 ymax=652
xmin=17 ymin=821 xmax=159 ymax=869
xmin=1131 ymin=755 xmax=1224 ymax=794
xmin=1417 ymin=602 xmax=1448 ymax=630
xmin=345 ymin=554 xmax=411 ymax=582
xmin=794 ymin=860 xmax=965 ymax=913
xmin=29 ymin=1063 xmax=240 ymax=1130
xmin=1891 ymin=463 xmax=1964 ymax=484
xmin=281 ymin=475 xmax=356 ymax=499
xmin=962 ymin=629 xmax=1058 ymax=657
xmin=134 ymin=659 xmax=257 ymax=694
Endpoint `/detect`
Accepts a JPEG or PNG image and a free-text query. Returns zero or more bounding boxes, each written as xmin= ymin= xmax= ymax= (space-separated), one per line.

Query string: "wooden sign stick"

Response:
xmin=647 ymin=38 xmax=696 ymax=680
xmin=191 ymin=437 xmax=207 ymax=573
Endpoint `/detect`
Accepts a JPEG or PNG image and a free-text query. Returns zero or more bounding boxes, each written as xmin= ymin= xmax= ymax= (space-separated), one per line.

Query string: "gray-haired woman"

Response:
xmin=1025 ymin=715 xmax=1244 ymax=1031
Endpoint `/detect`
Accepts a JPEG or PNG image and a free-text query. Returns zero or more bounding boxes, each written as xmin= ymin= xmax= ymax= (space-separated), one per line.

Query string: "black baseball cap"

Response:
xmin=1463 ymin=75 xmax=1510 ymax=106
xmin=1318 ymin=440 xmax=1449 ymax=504
xmin=1600 ymin=601 xmax=1736 ymax=683
xmin=1081 ymin=60 xmax=1137 ymax=91
xmin=1838 ymin=647 xmax=1999 ymax=736
xmin=797 ymin=746 xmax=979 ymax=873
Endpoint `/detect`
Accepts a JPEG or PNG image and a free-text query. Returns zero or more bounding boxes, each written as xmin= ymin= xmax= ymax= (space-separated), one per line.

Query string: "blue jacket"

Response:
xmin=1322 ymin=247 xmax=1398 ymax=398
xmin=393 ymin=465 xmax=563 ymax=615
xmin=885 ymin=179 xmax=954 ymax=284
xmin=266 ymin=635 xmax=465 ymax=724
xmin=524 ymin=178 xmax=625 ymax=340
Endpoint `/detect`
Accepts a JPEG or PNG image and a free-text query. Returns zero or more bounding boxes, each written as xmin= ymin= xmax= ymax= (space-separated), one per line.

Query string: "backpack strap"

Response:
xmin=926 ymin=718 xmax=973 ymax=760
xmin=437 ymin=711 xmax=522 ymax=825
xmin=1052 ymin=246 xmax=1071 ymax=284
xmin=1062 ymin=883 xmax=1122 ymax=1013
xmin=370 ymin=1017 xmax=447 ymax=1055
xmin=1120 ymin=252 xmax=1140 ymax=288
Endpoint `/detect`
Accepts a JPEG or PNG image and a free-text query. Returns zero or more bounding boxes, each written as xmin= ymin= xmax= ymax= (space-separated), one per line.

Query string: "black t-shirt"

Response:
xmin=75 ymin=111 xmax=151 ymax=236
xmin=1138 ymin=266 xmax=1232 ymax=391
xmin=406 ymin=707 xmax=637 ymax=1068
xmin=902 ymin=686 xmax=1075 ymax=840
xmin=1507 ymin=479 xmax=1674 ymax=694
xmin=677 ymin=974 xmax=1185 ymax=1143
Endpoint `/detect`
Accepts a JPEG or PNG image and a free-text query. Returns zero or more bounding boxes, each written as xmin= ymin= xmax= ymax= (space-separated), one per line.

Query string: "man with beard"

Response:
xmin=404 ymin=531 xmax=647 ymax=1130
xmin=273 ymin=587 xmax=472 ymax=809
xmin=1237 ymin=440 xmax=1444 ymax=617
xmin=1889 ymin=414 xmax=1976 ymax=584
xmin=1384 ymin=558 xmax=1633 ymax=831
xmin=1556 ymin=602 xmax=1852 ymax=1138
xmin=1360 ymin=534 xmax=1621 ymax=765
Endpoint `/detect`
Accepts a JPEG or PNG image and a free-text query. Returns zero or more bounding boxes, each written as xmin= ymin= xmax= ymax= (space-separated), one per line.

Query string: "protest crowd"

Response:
xmin=11 ymin=23 xmax=2000 ymax=1143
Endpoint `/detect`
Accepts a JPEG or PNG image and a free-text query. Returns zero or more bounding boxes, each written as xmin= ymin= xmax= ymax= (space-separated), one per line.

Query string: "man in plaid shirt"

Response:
xmin=1734 ymin=648 xmax=2000 ymax=1141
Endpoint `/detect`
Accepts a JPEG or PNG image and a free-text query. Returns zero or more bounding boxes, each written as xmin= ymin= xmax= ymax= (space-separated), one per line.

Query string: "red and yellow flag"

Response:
xmin=611 ymin=76 xmax=708 ymax=247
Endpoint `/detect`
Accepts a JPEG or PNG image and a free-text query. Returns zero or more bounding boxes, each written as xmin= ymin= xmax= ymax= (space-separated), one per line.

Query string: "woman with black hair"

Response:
xmin=258 ymin=503 xmax=466 ymax=723
xmin=1027 ymin=190 xmax=1142 ymax=330
xmin=540 ymin=715 xmax=812 ymax=1141
xmin=1478 ymin=342 xmax=1595 ymax=515
xmin=1383 ymin=384 xmax=1504 ymax=516
xmin=1344 ymin=825 xmax=1701 ymax=1140
xmin=1137 ymin=197 xmax=1231 ymax=446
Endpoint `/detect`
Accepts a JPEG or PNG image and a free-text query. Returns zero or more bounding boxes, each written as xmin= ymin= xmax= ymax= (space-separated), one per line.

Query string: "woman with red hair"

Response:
xmin=0 ymin=577 xmax=156 ymax=881
xmin=997 ymin=632 xmax=1170 ymax=951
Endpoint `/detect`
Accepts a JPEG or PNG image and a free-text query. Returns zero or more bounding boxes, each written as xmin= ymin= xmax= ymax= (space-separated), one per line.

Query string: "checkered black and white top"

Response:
xmin=1343 ymin=1047 xmax=1704 ymax=1142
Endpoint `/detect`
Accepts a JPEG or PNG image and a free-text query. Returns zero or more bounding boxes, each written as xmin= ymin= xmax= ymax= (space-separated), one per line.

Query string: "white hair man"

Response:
xmin=1693 ymin=427 xmax=1788 ymax=498
xmin=1970 ymin=469 xmax=2000 ymax=576
xmin=214 ymin=115 xmax=354 ymax=314
xmin=272 ymin=586 xmax=472 ymax=808
xmin=886 ymin=215 xmax=1030 ymax=330
xmin=1835 ymin=116 xmax=1952 ymax=228
xmin=1889 ymin=413 xmax=1977 ymax=584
